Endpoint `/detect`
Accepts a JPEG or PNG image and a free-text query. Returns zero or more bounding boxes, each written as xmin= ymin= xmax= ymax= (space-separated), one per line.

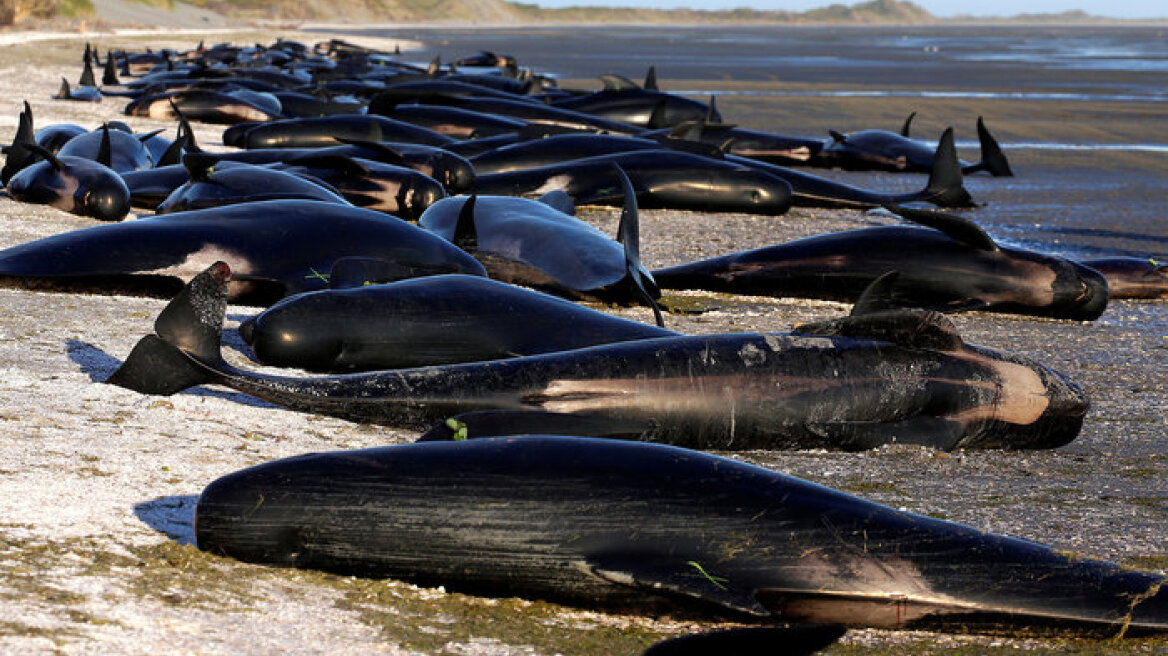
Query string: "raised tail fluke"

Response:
xmin=974 ymin=116 xmax=1014 ymax=177
xmin=921 ymin=127 xmax=975 ymax=208
xmin=106 ymin=262 xmax=232 ymax=395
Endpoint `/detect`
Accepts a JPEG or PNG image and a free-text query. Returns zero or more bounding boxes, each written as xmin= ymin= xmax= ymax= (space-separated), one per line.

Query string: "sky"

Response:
xmin=529 ymin=0 xmax=1168 ymax=19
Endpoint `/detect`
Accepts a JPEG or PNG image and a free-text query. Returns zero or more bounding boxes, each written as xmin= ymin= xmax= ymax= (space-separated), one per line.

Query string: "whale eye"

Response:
xmin=751 ymin=190 xmax=761 ymax=204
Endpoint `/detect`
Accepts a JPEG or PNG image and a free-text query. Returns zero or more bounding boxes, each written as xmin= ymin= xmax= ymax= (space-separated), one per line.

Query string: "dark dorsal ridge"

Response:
xmin=102 ymin=51 xmax=120 ymax=86
xmin=900 ymin=111 xmax=917 ymax=138
xmin=79 ymin=58 xmax=97 ymax=88
xmin=453 ymin=194 xmax=479 ymax=254
xmin=97 ymin=124 xmax=112 ymax=168
xmin=646 ymin=100 xmax=670 ymax=130
xmin=182 ymin=152 xmax=221 ymax=182
xmin=25 ymin=143 xmax=63 ymax=172
xmin=793 ymin=308 xmax=965 ymax=352
xmin=613 ymin=163 xmax=665 ymax=328
xmin=643 ymin=65 xmax=658 ymax=91
xmin=850 ymin=271 xmax=902 ymax=316
xmin=882 ymin=204 xmax=999 ymax=252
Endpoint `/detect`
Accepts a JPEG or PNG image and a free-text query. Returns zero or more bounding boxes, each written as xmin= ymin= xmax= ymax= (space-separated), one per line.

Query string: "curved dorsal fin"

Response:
xmin=829 ymin=129 xmax=848 ymax=143
xmin=182 ymin=152 xmax=220 ymax=182
xmin=793 ymin=308 xmax=964 ymax=352
xmin=56 ymin=77 xmax=72 ymax=100
xmin=97 ymin=124 xmax=112 ymax=168
xmin=643 ymin=65 xmax=658 ymax=91
xmin=26 ymin=143 xmax=63 ymax=172
xmin=79 ymin=58 xmax=96 ymax=88
xmin=102 ymin=51 xmax=120 ymax=86
xmin=900 ymin=111 xmax=917 ymax=138
xmin=850 ymin=271 xmax=902 ymax=316
xmin=975 ymin=116 xmax=1014 ymax=177
xmin=598 ymin=73 xmax=639 ymax=91
xmin=883 ymin=204 xmax=998 ymax=252
xmin=613 ymin=163 xmax=664 ymax=328
xmin=453 ymin=195 xmax=478 ymax=254
xmin=646 ymin=99 xmax=670 ymax=129
xmin=536 ymin=189 xmax=575 ymax=215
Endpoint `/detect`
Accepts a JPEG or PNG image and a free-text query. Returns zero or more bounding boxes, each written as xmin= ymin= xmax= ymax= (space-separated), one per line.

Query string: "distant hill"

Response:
xmin=1 ymin=0 xmax=1144 ymax=27
xmin=1 ymin=0 xmax=939 ymax=26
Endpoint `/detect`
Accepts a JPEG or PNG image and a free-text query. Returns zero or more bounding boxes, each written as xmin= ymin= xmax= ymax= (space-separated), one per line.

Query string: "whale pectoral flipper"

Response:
xmin=583 ymin=556 xmax=772 ymax=617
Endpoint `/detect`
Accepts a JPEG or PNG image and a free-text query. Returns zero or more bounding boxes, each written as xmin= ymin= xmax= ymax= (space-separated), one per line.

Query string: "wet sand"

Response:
xmin=0 ymin=26 xmax=1165 ymax=656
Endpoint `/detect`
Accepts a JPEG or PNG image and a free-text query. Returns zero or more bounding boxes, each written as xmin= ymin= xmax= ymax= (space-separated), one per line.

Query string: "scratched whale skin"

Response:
xmin=107 ymin=262 xmax=1089 ymax=452
xmin=193 ymin=436 xmax=1168 ymax=636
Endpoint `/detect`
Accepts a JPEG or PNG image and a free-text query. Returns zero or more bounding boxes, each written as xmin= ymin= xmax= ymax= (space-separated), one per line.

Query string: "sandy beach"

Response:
xmin=0 ymin=17 xmax=1165 ymax=656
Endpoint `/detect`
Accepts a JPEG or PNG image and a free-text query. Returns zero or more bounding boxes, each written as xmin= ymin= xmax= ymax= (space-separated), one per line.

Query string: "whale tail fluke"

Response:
xmin=106 ymin=262 xmax=231 ymax=395
xmin=974 ymin=116 xmax=1014 ymax=177
xmin=921 ymin=127 xmax=975 ymax=208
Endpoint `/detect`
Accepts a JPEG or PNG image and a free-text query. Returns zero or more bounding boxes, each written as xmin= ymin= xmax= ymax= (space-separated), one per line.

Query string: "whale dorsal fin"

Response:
xmin=56 ymin=78 xmax=72 ymax=100
xmin=598 ymin=73 xmax=639 ymax=91
xmin=646 ymin=99 xmax=670 ymax=129
xmin=829 ymin=129 xmax=848 ymax=144
xmin=536 ymin=189 xmax=575 ymax=215
xmin=668 ymin=119 xmax=702 ymax=141
xmin=643 ymin=65 xmax=658 ymax=91
xmin=613 ymin=163 xmax=664 ymax=327
xmin=706 ymin=95 xmax=719 ymax=123
xmin=26 ymin=143 xmax=62 ymax=172
xmin=453 ymin=195 xmax=478 ymax=254
xmin=883 ymin=204 xmax=998 ymax=252
xmin=79 ymin=58 xmax=96 ymax=88
xmin=975 ymin=116 xmax=1014 ymax=177
xmin=793 ymin=309 xmax=964 ymax=352
xmin=849 ymin=271 xmax=902 ymax=316
xmin=900 ymin=111 xmax=917 ymax=137
xmin=102 ymin=51 xmax=120 ymax=86
xmin=97 ymin=124 xmax=112 ymax=168
xmin=182 ymin=152 xmax=220 ymax=182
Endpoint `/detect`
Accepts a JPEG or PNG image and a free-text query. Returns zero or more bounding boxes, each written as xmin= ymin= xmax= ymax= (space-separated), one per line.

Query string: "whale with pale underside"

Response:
xmin=107 ymin=261 xmax=1088 ymax=452
xmin=0 ymin=200 xmax=485 ymax=305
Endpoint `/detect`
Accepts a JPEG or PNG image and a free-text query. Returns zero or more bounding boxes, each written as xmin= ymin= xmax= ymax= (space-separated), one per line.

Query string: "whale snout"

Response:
xmin=1054 ymin=260 xmax=1109 ymax=321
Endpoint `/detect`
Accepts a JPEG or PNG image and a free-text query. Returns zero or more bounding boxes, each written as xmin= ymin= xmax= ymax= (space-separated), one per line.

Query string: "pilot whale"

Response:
xmin=194 ymin=436 xmax=1168 ymax=636
xmin=108 ymin=262 xmax=1089 ymax=452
